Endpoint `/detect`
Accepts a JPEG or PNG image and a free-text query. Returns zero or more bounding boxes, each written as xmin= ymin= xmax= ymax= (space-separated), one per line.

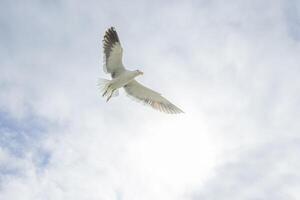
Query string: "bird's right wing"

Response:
xmin=103 ymin=27 xmax=126 ymax=78
xmin=124 ymin=80 xmax=184 ymax=114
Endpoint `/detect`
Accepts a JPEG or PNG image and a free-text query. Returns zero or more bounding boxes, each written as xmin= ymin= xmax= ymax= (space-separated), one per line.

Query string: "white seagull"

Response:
xmin=99 ymin=27 xmax=183 ymax=114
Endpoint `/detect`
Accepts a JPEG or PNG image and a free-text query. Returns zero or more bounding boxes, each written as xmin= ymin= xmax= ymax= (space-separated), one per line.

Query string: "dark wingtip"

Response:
xmin=104 ymin=26 xmax=120 ymax=44
xmin=106 ymin=26 xmax=115 ymax=31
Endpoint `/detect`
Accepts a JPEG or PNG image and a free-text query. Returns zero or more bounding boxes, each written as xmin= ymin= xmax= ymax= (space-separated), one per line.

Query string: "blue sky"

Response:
xmin=0 ymin=0 xmax=300 ymax=199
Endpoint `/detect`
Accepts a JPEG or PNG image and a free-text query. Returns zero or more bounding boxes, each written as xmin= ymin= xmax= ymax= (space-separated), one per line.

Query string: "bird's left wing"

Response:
xmin=124 ymin=80 xmax=184 ymax=114
xmin=103 ymin=27 xmax=126 ymax=78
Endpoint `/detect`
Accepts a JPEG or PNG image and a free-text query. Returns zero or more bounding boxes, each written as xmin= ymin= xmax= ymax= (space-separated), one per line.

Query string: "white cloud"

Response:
xmin=191 ymin=139 xmax=300 ymax=200
xmin=0 ymin=0 xmax=299 ymax=200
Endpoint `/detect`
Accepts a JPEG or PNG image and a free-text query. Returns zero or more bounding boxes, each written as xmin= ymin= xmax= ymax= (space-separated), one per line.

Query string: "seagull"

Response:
xmin=99 ymin=27 xmax=184 ymax=114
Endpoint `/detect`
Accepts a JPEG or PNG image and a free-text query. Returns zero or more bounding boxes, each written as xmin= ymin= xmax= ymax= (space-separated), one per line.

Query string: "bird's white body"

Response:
xmin=99 ymin=70 xmax=142 ymax=101
xmin=109 ymin=70 xmax=139 ymax=89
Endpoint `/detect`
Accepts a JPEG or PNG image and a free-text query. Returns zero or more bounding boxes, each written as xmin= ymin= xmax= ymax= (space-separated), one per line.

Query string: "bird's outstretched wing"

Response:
xmin=124 ymin=80 xmax=184 ymax=114
xmin=103 ymin=27 xmax=125 ymax=78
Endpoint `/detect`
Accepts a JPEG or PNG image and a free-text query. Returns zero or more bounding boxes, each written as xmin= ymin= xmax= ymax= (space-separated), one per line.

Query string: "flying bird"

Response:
xmin=99 ymin=27 xmax=183 ymax=114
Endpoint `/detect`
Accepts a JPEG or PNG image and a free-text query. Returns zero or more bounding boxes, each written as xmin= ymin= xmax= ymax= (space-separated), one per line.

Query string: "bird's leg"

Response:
xmin=106 ymin=94 xmax=112 ymax=102
xmin=102 ymin=84 xmax=111 ymax=97
xmin=106 ymin=89 xmax=115 ymax=102
xmin=102 ymin=90 xmax=108 ymax=97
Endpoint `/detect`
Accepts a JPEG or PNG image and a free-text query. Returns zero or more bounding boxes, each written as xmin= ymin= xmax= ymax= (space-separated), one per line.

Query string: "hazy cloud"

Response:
xmin=0 ymin=0 xmax=299 ymax=200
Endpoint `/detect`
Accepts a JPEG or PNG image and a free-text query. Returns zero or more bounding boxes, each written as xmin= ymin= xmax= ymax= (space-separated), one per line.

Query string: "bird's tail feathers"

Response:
xmin=97 ymin=78 xmax=119 ymax=99
xmin=97 ymin=78 xmax=110 ymax=92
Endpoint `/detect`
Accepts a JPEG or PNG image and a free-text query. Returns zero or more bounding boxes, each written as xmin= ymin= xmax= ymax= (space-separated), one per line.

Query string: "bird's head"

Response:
xmin=135 ymin=69 xmax=144 ymax=76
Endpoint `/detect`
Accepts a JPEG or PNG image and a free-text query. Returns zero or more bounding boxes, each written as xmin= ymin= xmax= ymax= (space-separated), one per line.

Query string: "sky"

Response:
xmin=0 ymin=0 xmax=300 ymax=199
